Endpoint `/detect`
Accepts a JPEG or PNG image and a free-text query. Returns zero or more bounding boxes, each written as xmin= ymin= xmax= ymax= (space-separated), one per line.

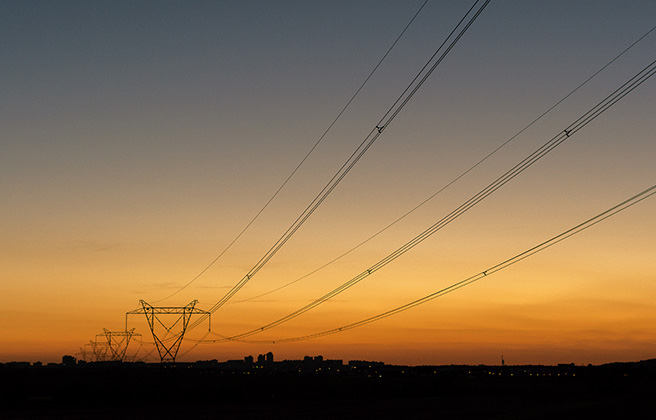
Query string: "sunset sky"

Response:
xmin=2 ymin=0 xmax=655 ymax=366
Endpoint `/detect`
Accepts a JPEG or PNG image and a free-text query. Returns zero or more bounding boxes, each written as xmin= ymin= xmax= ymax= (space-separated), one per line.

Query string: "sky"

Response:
xmin=1 ymin=0 xmax=655 ymax=366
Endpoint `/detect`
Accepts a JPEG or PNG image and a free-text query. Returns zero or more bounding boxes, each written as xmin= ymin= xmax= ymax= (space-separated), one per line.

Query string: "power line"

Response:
xmin=267 ymin=184 xmax=656 ymax=343
xmin=205 ymin=56 xmax=656 ymax=341
xmin=229 ymin=23 xmax=656 ymax=305
xmin=186 ymin=0 xmax=491 ymax=331
xmin=153 ymin=0 xmax=431 ymax=304
xmin=196 ymin=184 xmax=656 ymax=344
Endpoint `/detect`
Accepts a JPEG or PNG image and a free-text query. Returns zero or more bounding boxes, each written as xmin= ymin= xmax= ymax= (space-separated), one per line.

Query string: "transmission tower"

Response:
xmin=126 ymin=300 xmax=210 ymax=363
xmin=77 ymin=346 xmax=89 ymax=362
xmin=87 ymin=339 xmax=109 ymax=362
xmin=95 ymin=328 xmax=140 ymax=362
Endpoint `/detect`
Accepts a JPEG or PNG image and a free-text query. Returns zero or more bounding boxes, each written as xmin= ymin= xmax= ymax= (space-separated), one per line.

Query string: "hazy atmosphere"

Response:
xmin=2 ymin=0 xmax=655 ymax=366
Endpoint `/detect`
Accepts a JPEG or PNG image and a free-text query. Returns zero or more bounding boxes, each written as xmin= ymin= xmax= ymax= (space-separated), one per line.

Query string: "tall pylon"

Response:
xmin=96 ymin=328 xmax=140 ymax=362
xmin=126 ymin=300 xmax=210 ymax=363
xmin=87 ymin=339 xmax=109 ymax=362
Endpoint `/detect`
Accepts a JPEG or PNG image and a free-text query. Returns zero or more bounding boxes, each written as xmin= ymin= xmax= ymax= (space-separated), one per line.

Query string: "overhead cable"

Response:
xmin=187 ymin=0 xmax=491 ymax=331
xmin=231 ymin=23 xmax=656 ymax=304
xmin=268 ymin=184 xmax=656 ymax=342
xmin=206 ymin=56 xmax=656 ymax=341
xmin=153 ymin=0 xmax=431 ymax=304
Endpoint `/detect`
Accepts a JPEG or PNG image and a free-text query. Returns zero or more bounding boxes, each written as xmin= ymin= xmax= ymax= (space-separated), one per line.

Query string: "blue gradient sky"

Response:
xmin=1 ymin=1 xmax=655 ymax=364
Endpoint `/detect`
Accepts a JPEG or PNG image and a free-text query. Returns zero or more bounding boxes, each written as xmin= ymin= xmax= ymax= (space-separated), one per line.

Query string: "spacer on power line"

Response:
xmin=126 ymin=300 xmax=210 ymax=363
xmin=375 ymin=125 xmax=385 ymax=133
xmin=564 ymin=129 xmax=571 ymax=137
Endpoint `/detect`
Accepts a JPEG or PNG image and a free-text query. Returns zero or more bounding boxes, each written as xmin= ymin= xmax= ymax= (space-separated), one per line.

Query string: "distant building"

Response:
xmin=348 ymin=360 xmax=385 ymax=370
xmin=245 ymin=355 xmax=254 ymax=365
xmin=62 ymin=355 xmax=76 ymax=367
xmin=194 ymin=359 xmax=219 ymax=368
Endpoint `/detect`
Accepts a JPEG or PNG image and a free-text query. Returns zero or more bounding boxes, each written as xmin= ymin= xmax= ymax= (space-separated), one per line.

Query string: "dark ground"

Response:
xmin=2 ymin=361 xmax=655 ymax=419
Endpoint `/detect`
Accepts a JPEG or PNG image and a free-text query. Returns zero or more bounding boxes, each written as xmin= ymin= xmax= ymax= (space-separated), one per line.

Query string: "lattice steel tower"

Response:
xmin=127 ymin=300 xmax=210 ymax=363
xmin=96 ymin=328 xmax=140 ymax=362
